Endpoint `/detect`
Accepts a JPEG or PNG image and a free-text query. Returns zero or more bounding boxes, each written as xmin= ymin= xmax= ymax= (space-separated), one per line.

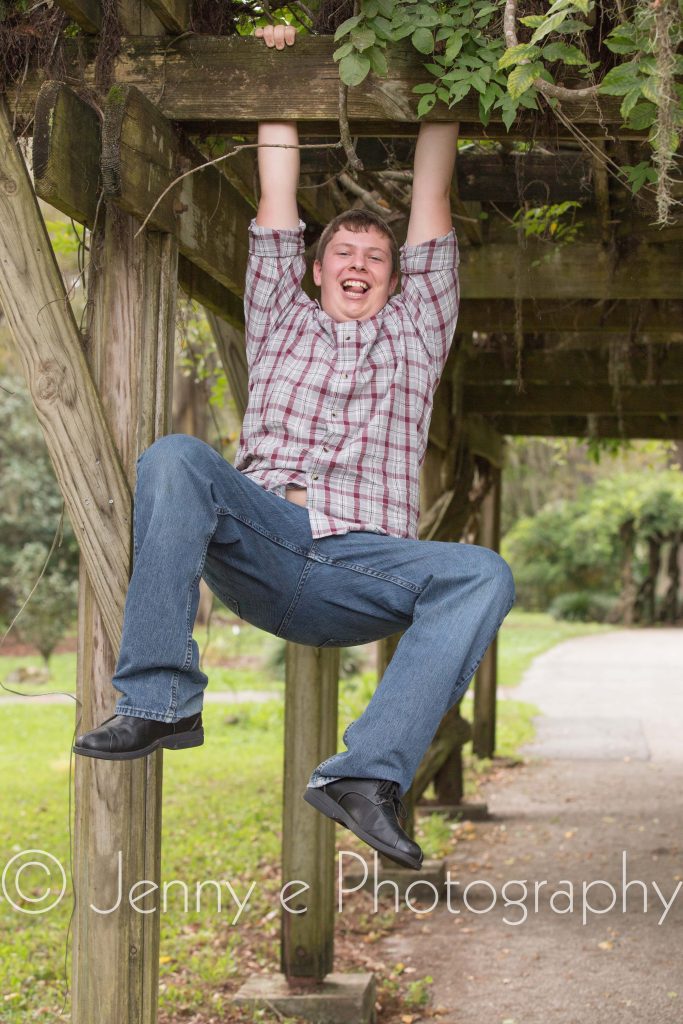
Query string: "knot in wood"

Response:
xmin=1 ymin=177 xmax=17 ymax=195
xmin=37 ymin=359 xmax=77 ymax=407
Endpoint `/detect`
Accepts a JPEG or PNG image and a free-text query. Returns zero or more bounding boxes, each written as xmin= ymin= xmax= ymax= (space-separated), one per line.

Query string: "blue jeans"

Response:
xmin=112 ymin=434 xmax=515 ymax=796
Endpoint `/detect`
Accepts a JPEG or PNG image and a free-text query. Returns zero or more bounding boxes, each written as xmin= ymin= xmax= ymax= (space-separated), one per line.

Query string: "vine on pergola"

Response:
xmin=331 ymin=0 xmax=682 ymax=224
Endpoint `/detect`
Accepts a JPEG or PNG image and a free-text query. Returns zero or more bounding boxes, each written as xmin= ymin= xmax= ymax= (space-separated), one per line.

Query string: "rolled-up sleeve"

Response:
xmin=244 ymin=218 xmax=308 ymax=364
xmin=397 ymin=228 xmax=460 ymax=382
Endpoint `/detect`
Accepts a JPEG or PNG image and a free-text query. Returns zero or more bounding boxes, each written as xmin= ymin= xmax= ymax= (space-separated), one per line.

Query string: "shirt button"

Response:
xmin=312 ymin=473 xmax=319 ymax=480
xmin=323 ymin=447 xmax=329 ymax=452
xmin=331 ymin=413 xmax=337 ymax=418
xmin=344 ymin=373 xmax=349 ymax=379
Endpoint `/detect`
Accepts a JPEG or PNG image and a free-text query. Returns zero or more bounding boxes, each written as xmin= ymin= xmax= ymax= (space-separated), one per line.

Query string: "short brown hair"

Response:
xmin=315 ymin=210 xmax=399 ymax=277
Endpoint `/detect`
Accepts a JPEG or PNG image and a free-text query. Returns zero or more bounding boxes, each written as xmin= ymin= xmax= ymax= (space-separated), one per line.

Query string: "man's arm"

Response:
xmin=405 ymin=122 xmax=459 ymax=246
xmin=254 ymin=25 xmax=300 ymax=228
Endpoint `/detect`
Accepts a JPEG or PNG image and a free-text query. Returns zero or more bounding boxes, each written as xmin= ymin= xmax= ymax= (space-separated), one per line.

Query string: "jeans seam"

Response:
xmin=113 ymin=704 xmax=177 ymax=723
xmin=450 ymin=594 xmax=516 ymax=698
xmin=214 ymin=506 xmax=311 ymax=558
xmin=275 ymin=557 xmax=316 ymax=638
xmin=307 ymin=555 xmax=424 ymax=594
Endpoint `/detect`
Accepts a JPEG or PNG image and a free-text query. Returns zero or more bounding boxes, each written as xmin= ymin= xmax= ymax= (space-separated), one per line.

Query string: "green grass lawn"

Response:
xmin=0 ymin=610 xmax=612 ymax=1022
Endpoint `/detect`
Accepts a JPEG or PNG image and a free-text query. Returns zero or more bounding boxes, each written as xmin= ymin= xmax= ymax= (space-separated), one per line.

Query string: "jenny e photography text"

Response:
xmin=2 ymin=847 xmax=682 ymax=926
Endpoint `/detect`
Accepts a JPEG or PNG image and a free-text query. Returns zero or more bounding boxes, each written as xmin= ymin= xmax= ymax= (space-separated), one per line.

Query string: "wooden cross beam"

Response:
xmin=453 ymin=300 xmax=683 ymax=337
xmin=33 ymin=82 xmax=245 ymax=328
xmin=491 ymin=415 xmax=683 ymax=439
xmin=299 ymin=142 xmax=594 ymax=203
xmin=464 ymin=384 xmax=683 ymax=416
xmin=464 ymin=348 xmax=683 ymax=385
xmin=9 ymin=37 xmax=643 ymax=139
xmin=458 ymin=243 xmax=683 ymax=300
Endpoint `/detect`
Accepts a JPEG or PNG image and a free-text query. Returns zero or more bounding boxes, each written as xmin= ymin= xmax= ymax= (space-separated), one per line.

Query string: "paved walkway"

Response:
xmin=378 ymin=628 xmax=683 ymax=1024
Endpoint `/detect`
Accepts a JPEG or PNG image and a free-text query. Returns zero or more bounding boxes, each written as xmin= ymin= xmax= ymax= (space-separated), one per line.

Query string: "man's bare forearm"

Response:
xmin=255 ymin=122 xmax=300 ymax=229
xmin=406 ymin=121 xmax=459 ymax=245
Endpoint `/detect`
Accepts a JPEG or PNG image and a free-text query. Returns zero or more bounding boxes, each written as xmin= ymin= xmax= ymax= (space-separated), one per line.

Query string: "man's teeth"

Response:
xmin=342 ymin=280 xmax=369 ymax=294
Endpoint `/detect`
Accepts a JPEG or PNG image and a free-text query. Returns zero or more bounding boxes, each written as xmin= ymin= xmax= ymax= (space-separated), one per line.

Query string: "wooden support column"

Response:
xmin=73 ymin=208 xmax=177 ymax=1024
xmin=281 ymin=644 xmax=339 ymax=979
xmin=473 ymin=465 xmax=502 ymax=758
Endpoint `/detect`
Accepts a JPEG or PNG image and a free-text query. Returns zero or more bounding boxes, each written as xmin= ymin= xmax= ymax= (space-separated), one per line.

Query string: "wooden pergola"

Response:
xmin=1 ymin=3 xmax=681 ymax=1021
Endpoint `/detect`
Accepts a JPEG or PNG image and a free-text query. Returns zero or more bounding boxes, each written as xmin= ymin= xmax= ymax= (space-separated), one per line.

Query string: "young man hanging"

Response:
xmin=74 ymin=24 xmax=515 ymax=872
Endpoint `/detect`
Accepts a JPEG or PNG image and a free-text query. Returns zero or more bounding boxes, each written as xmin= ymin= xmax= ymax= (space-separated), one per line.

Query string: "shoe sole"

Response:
xmin=72 ymin=728 xmax=204 ymax=761
xmin=303 ymin=787 xmax=423 ymax=871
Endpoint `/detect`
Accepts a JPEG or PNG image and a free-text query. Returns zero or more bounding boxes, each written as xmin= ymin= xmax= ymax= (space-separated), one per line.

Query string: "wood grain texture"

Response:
xmin=458 ymin=241 xmax=683 ymax=300
xmin=102 ymin=84 xmax=252 ymax=293
xmin=282 ymin=644 xmax=339 ymax=979
xmin=0 ymin=94 xmax=131 ymax=652
xmin=8 ymin=36 xmax=641 ymax=139
xmin=464 ymin=383 xmax=683 ymax=416
xmin=72 ymin=205 xmax=176 ymax=1024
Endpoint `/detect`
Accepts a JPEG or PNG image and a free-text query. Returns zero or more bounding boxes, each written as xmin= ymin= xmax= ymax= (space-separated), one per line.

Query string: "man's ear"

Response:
xmin=313 ymin=259 xmax=322 ymax=287
xmin=389 ymin=272 xmax=399 ymax=294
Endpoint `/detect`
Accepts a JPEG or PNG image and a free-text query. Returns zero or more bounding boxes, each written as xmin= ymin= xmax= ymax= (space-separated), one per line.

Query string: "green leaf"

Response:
xmin=411 ymin=27 xmax=434 ymax=53
xmin=445 ymin=36 xmax=464 ymax=60
xmin=392 ymin=22 xmax=415 ymax=40
xmin=376 ymin=0 xmax=394 ymax=16
xmin=555 ymin=18 xmax=590 ymax=32
xmin=480 ymin=81 xmax=499 ymax=114
xmin=501 ymin=99 xmax=519 ymax=130
xmin=448 ymin=82 xmax=473 ymax=105
xmin=620 ymin=86 xmax=643 ymax=120
xmin=367 ymin=45 xmax=388 ymax=76
xmin=470 ymin=73 xmax=487 ymax=94
xmin=598 ymin=61 xmax=639 ymax=96
xmin=640 ymin=77 xmax=658 ymax=104
xmin=333 ymin=42 xmax=354 ymax=60
xmin=508 ymin=62 xmax=542 ymax=99
xmin=520 ymin=14 xmax=545 ymax=27
xmin=362 ymin=0 xmax=379 ymax=16
xmin=368 ymin=15 xmax=395 ymax=41
xmin=541 ymin=41 xmax=588 ymax=65
xmin=351 ymin=27 xmax=376 ymax=50
xmin=530 ymin=11 xmax=570 ymax=44
xmin=339 ymin=51 xmax=371 ymax=86
xmin=498 ymin=43 xmax=541 ymax=69
xmin=413 ymin=82 xmax=437 ymax=94
xmin=625 ymin=101 xmax=657 ymax=131
xmin=334 ymin=14 xmax=363 ymax=40
xmin=417 ymin=93 xmax=437 ymax=117
xmin=604 ymin=26 xmax=637 ymax=54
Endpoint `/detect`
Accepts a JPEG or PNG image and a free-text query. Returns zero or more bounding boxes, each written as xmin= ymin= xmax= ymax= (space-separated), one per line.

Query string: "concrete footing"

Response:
xmin=233 ymin=971 xmax=376 ymax=1024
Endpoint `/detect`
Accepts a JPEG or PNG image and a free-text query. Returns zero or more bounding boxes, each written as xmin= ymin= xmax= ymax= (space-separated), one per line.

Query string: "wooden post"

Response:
xmin=72 ymin=204 xmax=178 ymax=1022
xmin=473 ymin=465 xmax=502 ymax=758
xmin=282 ymin=644 xmax=339 ymax=979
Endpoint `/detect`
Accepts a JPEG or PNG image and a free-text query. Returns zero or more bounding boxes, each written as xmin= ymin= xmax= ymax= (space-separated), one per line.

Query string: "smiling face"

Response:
xmin=313 ymin=226 xmax=399 ymax=323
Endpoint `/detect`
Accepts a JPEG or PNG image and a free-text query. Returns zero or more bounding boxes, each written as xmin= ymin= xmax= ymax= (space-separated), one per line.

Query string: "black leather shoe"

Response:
xmin=303 ymin=777 xmax=423 ymax=871
xmin=73 ymin=712 xmax=203 ymax=760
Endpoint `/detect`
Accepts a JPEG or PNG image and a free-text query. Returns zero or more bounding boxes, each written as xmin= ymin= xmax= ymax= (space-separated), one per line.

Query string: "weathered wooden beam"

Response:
xmin=143 ymin=0 xmax=190 ymax=33
xmin=0 ymin=94 xmax=130 ymax=652
xmin=458 ymin=242 xmax=683 ymax=300
xmin=492 ymin=414 xmax=683 ymax=439
xmin=33 ymin=82 xmax=247 ymax=328
xmin=73 ymin=203 xmax=175 ymax=1024
xmin=54 ymin=0 xmax=102 ymax=33
xmin=205 ymin=312 xmax=248 ymax=418
xmin=465 ymin=384 xmax=683 ymax=416
xmin=454 ymin=300 xmax=683 ymax=336
xmin=473 ymin=466 xmax=501 ymax=759
xmin=102 ymin=84 xmax=253 ymax=294
xmin=463 ymin=414 xmax=505 ymax=469
xmin=464 ymin=347 xmax=683 ymax=385
xmin=300 ymin=144 xmax=594 ymax=202
xmin=281 ymin=644 xmax=339 ymax=979
xmin=8 ymin=37 xmax=644 ymax=139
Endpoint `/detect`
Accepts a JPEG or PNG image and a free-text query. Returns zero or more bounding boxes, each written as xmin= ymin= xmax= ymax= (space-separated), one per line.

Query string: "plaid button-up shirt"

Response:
xmin=233 ymin=218 xmax=460 ymax=539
